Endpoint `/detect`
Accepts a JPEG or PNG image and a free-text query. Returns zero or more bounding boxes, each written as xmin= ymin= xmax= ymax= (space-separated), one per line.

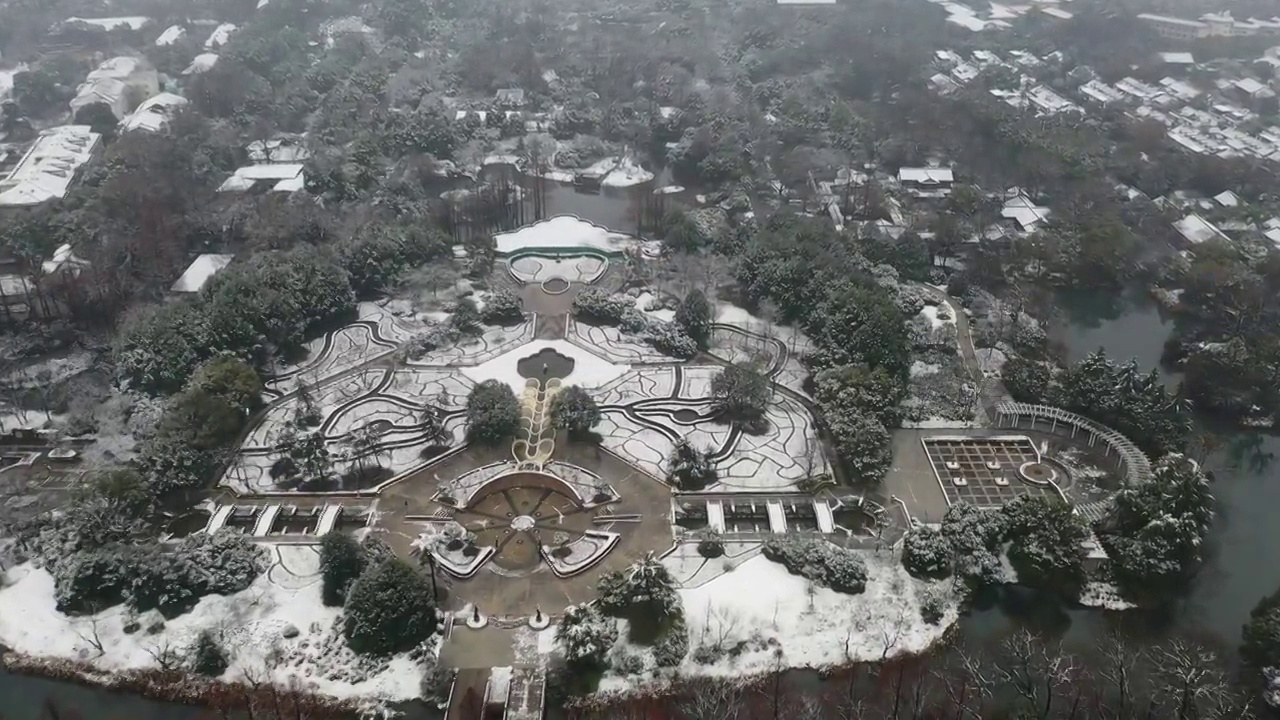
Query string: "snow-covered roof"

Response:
xmin=183 ymin=53 xmax=219 ymax=75
xmin=172 ymin=254 xmax=234 ymax=292
xmin=493 ymin=215 xmax=640 ymax=255
xmin=898 ymin=167 xmax=954 ymax=184
xmin=63 ymin=16 xmax=151 ymax=31
xmin=1040 ymin=6 xmax=1072 ymax=20
xmin=155 ymin=24 xmax=185 ymax=46
xmin=1159 ymin=51 xmax=1195 ymax=64
xmin=1173 ymin=213 xmax=1228 ymax=245
xmin=0 ymin=64 xmax=29 ymax=102
xmin=205 ymin=23 xmax=237 ymax=49
xmin=1264 ymin=227 xmax=1280 ymax=248
xmin=494 ymin=88 xmax=525 ymax=105
xmin=1002 ymin=194 xmax=1052 ymax=231
xmin=320 ymin=16 xmax=376 ymax=45
xmin=0 ymin=126 xmax=101 ymax=207
xmin=1213 ymin=190 xmax=1240 ymax=208
xmin=121 ymin=92 xmax=188 ymax=132
xmin=41 ymin=243 xmax=89 ymax=275
xmin=216 ymin=164 xmax=306 ymax=193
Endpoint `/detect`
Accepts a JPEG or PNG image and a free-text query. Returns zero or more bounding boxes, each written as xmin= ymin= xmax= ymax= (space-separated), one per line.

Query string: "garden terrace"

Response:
xmin=922 ymin=435 xmax=1067 ymax=509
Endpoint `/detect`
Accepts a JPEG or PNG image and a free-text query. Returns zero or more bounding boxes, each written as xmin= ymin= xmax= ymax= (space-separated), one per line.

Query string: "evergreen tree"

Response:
xmin=465 ymin=380 xmax=520 ymax=445
xmin=709 ymin=363 xmax=771 ymax=428
xmin=1001 ymin=495 xmax=1088 ymax=598
xmin=550 ymin=385 xmax=601 ymax=440
xmin=320 ymin=532 xmax=365 ymax=606
xmin=673 ymin=289 xmax=713 ymax=349
xmin=343 ymin=559 xmax=437 ymax=655
xmin=667 ymin=438 xmax=716 ymax=491
xmin=190 ymin=630 xmax=229 ymax=676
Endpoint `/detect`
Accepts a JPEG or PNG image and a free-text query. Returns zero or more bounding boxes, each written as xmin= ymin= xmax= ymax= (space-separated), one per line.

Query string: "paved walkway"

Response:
xmin=918 ymin=284 xmax=1001 ymax=424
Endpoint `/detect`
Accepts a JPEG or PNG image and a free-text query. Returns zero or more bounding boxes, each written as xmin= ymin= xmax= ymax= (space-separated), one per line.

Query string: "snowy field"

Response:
xmin=494 ymin=216 xmax=642 ymax=255
xmin=461 ymin=339 xmax=631 ymax=396
xmin=594 ymin=551 xmax=959 ymax=692
xmin=0 ymin=546 xmax=430 ymax=706
xmin=410 ymin=320 xmax=535 ymax=367
xmin=590 ymin=366 xmax=828 ymax=491
xmin=713 ymin=304 xmax=815 ymax=397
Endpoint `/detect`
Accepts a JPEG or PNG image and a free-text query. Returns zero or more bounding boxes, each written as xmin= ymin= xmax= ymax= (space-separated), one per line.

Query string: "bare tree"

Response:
xmin=677 ymin=677 xmax=745 ymax=720
xmin=992 ymin=629 xmax=1080 ymax=720
xmin=1150 ymin=640 xmax=1251 ymax=720
xmin=73 ymin=611 xmax=105 ymax=657
xmin=144 ymin=639 xmax=181 ymax=671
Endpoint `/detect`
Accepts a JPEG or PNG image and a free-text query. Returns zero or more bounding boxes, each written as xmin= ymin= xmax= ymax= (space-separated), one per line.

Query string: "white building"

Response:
xmin=217 ymin=164 xmax=306 ymax=193
xmin=172 ymin=254 xmax=234 ymax=293
xmin=120 ymin=92 xmax=188 ymax=133
xmin=1079 ymin=80 xmax=1127 ymax=105
xmin=898 ymin=166 xmax=954 ymax=198
xmin=183 ymin=54 xmax=220 ymax=75
xmin=154 ymin=24 xmax=185 ymax=46
xmin=62 ymin=16 xmax=151 ymax=32
xmin=0 ymin=126 xmax=102 ymax=207
xmin=1173 ymin=213 xmax=1229 ymax=245
xmin=205 ymin=23 xmax=237 ymax=49
xmin=70 ymin=56 xmax=159 ymax=120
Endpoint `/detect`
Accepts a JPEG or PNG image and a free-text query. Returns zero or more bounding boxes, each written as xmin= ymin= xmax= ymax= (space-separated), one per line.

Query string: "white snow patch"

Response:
xmin=917 ymin=304 xmax=954 ymax=330
xmin=154 ymin=24 xmax=185 ymax=45
xmin=910 ymin=361 xmax=941 ymax=378
xmin=599 ymin=553 xmax=957 ymax=691
xmin=494 ymin=216 xmax=640 ymax=255
xmin=0 ymin=547 xmax=428 ymax=704
xmin=601 ymin=157 xmax=654 ymax=188
xmin=1078 ymin=582 xmax=1137 ymax=611
xmin=632 ymin=292 xmax=675 ymax=323
xmin=461 ymin=339 xmax=630 ymax=396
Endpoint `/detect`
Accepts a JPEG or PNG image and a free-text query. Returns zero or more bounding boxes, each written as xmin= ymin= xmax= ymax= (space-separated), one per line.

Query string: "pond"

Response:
xmin=982 ymin=288 xmax=1280 ymax=654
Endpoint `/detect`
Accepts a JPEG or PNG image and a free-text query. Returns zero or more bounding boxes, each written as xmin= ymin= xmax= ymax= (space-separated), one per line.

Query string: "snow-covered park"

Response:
xmin=0 ymin=546 xmax=433 ymax=707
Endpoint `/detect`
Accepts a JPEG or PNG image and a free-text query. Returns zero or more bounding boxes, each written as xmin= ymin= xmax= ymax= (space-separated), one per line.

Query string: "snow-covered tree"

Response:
xmin=1243 ymin=586 xmax=1280 ymax=674
xmin=815 ymin=362 xmax=906 ymax=428
xmin=762 ymin=536 xmax=868 ymax=594
xmin=343 ymin=558 xmax=438 ymax=655
xmin=710 ymin=363 xmax=771 ymax=428
xmin=289 ymin=431 xmax=331 ymax=485
xmin=320 ymin=532 xmax=365 ymax=606
xmin=1103 ymin=453 xmax=1214 ymax=598
xmin=674 ymin=289 xmax=713 ymax=349
xmin=480 ymin=288 xmax=525 ymax=325
xmin=902 ymin=525 xmax=951 ymax=579
xmin=556 ymin=603 xmax=618 ymax=669
xmin=465 ymin=380 xmax=520 ymax=445
xmin=596 ymin=550 xmax=680 ymax=620
xmin=824 ymin=407 xmax=892 ymax=484
xmin=190 ymin=629 xmax=228 ymax=676
xmin=1001 ymin=495 xmax=1088 ymax=597
xmin=667 ymin=438 xmax=716 ymax=491
xmin=941 ymin=502 xmax=1006 ymax=590
xmin=550 ymin=385 xmax=601 ymax=440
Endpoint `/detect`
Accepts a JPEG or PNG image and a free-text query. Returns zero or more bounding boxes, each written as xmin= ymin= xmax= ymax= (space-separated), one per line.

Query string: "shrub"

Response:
xmin=343 ymin=559 xmax=438 ymax=655
xmin=360 ymin=535 xmax=396 ymax=567
xmin=556 ymin=603 xmax=618 ymax=668
xmin=126 ymin=534 xmax=266 ymax=616
xmin=674 ymin=289 xmax=713 ymax=349
xmin=465 ymin=380 xmax=520 ymax=445
xmin=572 ymin=288 xmax=631 ymax=324
xmin=190 ymin=630 xmax=229 ymax=676
xmin=183 ymin=532 xmax=267 ymax=596
xmin=920 ymin=587 xmax=947 ymax=625
xmin=902 ymin=526 xmax=952 ymax=579
xmin=614 ymin=651 xmax=646 ymax=675
xmin=710 ymin=364 xmax=771 ymax=427
xmin=697 ymin=532 xmax=725 ymax=559
xmin=653 ymin=615 xmax=689 ymax=667
xmin=481 ymin=289 xmax=525 ymax=325
xmin=644 ymin=321 xmax=698 ymax=359
xmin=667 ymin=438 xmax=716 ymax=491
xmin=320 ymin=532 xmax=366 ymax=606
xmin=53 ymin=548 xmax=133 ymax=613
xmin=762 ymin=537 xmax=868 ymax=594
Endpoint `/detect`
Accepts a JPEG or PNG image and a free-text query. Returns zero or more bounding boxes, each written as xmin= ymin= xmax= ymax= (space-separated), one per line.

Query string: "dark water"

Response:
xmin=0 ymin=669 xmax=206 ymax=720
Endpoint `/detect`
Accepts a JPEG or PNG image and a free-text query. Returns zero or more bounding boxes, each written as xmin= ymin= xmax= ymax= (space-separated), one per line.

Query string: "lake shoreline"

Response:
xmin=1 ymin=647 xmax=361 ymax=719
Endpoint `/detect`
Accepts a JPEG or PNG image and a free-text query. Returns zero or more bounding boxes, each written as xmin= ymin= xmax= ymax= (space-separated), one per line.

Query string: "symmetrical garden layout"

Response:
xmin=208 ymin=215 xmax=1136 ymax=619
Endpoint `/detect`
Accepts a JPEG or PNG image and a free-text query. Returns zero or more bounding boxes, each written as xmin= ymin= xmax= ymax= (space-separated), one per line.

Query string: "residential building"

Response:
xmin=205 ymin=23 xmax=237 ymax=48
xmin=1173 ymin=213 xmax=1229 ymax=245
xmin=0 ymin=126 xmax=102 ymax=207
xmin=1001 ymin=191 xmax=1052 ymax=232
xmin=183 ymin=54 xmax=219 ymax=75
xmin=1079 ymin=80 xmax=1127 ymax=105
xmin=898 ymin=166 xmax=954 ymax=199
xmin=70 ymin=56 xmax=159 ymax=121
xmin=172 ymin=254 xmax=234 ymax=293
xmin=61 ymin=16 xmax=151 ymax=32
xmin=495 ymin=88 xmax=526 ymax=107
xmin=247 ymin=137 xmax=310 ymax=163
xmin=217 ymin=164 xmax=306 ymax=193
xmin=1137 ymin=13 xmax=1210 ymax=40
xmin=320 ymin=16 xmax=377 ymax=47
xmin=155 ymin=24 xmax=185 ymax=46
xmin=120 ymin=93 xmax=188 ymax=132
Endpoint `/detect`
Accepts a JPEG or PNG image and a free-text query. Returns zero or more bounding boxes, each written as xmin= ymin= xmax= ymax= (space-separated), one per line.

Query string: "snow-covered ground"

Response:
xmin=0 ymin=546 xmax=430 ymax=706
xmin=632 ymin=293 xmax=676 ymax=323
xmin=601 ymin=157 xmax=654 ymax=188
xmin=461 ymin=339 xmax=631 ymax=396
xmin=494 ymin=216 xmax=642 ymax=255
xmin=591 ymin=366 xmax=827 ymax=491
xmin=566 ymin=320 xmax=680 ymax=364
xmin=594 ymin=552 xmax=958 ymax=692
xmin=1078 ymin=582 xmax=1137 ymax=611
